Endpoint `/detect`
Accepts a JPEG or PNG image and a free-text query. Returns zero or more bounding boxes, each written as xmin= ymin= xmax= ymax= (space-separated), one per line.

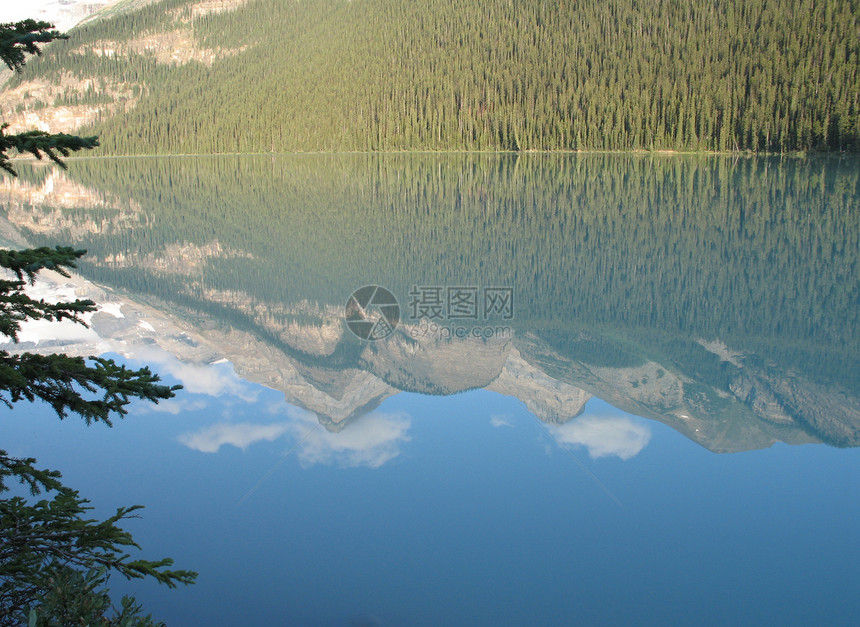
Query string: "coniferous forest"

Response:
xmin=4 ymin=0 xmax=859 ymax=154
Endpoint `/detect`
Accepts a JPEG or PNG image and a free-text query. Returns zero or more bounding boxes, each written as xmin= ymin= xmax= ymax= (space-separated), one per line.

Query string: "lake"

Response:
xmin=2 ymin=154 xmax=859 ymax=625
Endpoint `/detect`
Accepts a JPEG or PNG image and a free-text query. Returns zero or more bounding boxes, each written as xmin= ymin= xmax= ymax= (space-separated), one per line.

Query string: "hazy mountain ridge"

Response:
xmin=0 ymin=0 xmax=247 ymax=134
xmin=3 ymin=1 xmax=120 ymax=32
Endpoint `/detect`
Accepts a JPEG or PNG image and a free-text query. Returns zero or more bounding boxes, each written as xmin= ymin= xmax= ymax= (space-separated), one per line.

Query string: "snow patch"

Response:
xmin=99 ymin=302 xmax=124 ymax=318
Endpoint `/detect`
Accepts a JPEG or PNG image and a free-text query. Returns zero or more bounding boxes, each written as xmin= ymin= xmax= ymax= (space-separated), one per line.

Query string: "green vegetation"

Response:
xmin=0 ymin=248 xmax=195 ymax=626
xmin=0 ymin=20 xmax=99 ymax=175
xmin=8 ymin=0 xmax=860 ymax=154
xmin=0 ymin=20 xmax=195 ymax=626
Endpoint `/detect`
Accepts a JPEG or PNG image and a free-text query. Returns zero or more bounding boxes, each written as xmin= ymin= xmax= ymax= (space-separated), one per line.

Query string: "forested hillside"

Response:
xmin=4 ymin=0 xmax=859 ymax=153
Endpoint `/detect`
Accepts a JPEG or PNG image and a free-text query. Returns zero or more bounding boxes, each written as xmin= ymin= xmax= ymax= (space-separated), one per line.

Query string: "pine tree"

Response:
xmin=0 ymin=20 xmax=195 ymax=626
xmin=0 ymin=20 xmax=98 ymax=176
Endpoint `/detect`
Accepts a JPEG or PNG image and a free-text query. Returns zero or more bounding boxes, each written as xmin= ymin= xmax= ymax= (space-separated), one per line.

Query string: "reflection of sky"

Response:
xmin=285 ymin=408 xmax=411 ymax=468
xmin=177 ymin=406 xmax=412 ymax=469
xmin=127 ymin=346 xmax=259 ymax=401
xmin=178 ymin=421 xmax=291 ymax=453
xmin=3 ymin=359 xmax=860 ymax=626
xmin=111 ymin=349 xmax=415 ymax=468
xmin=549 ymin=406 xmax=652 ymax=460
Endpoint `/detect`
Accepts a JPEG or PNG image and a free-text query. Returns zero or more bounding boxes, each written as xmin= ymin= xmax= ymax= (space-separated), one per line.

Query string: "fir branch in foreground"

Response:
xmin=0 ymin=125 xmax=99 ymax=176
xmin=0 ymin=451 xmax=197 ymax=622
xmin=0 ymin=353 xmax=181 ymax=425
xmin=0 ymin=19 xmax=65 ymax=73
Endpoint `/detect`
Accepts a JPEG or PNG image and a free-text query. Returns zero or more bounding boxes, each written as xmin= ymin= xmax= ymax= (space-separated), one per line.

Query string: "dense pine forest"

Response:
xmin=4 ymin=0 xmax=859 ymax=154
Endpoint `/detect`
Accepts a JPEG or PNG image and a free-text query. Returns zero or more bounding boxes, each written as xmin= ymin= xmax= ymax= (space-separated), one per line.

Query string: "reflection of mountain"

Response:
xmin=1 ymin=155 xmax=858 ymax=451
xmin=5 ymin=269 xmax=855 ymax=453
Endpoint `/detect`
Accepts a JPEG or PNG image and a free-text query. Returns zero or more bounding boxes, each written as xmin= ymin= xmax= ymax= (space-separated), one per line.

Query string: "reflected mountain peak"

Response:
xmin=360 ymin=326 xmax=513 ymax=395
xmin=2 ymin=154 xmax=858 ymax=453
xmin=486 ymin=347 xmax=592 ymax=424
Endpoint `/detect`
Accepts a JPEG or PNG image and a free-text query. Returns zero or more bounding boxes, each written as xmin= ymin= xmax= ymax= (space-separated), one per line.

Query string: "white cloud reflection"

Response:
xmin=490 ymin=414 xmax=514 ymax=428
xmin=128 ymin=346 xmax=258 ymax=401
xmin=178 ymin=422 xmax=292 ymax=453
xmin=146 ymin=397 xmax=210 ymax=415
xmin=550 ymin=415 xmax=651 ymax=460
xmin=288 ymin=408 xmax=411 ymax=468
xmin=178 ymin=407 xmax=411 ymax=468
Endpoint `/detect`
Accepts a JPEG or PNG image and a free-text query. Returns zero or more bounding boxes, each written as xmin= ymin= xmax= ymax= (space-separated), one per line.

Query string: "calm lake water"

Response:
xmin=2 ymin=154 xmax=859 ymax=625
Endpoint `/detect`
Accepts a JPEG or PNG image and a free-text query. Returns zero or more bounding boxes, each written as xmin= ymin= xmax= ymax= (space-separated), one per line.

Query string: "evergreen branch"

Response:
xmin=0 ymin=246 xmax=88 ymax=283
xmin=0 ymin=125 xmax=99 ymax=176
xmin=0 ymin=247 xmax=98 ymax=341
xmin=0 ymin=455 xmax=197 ymax=619
xmin=0 ymin=283 xmax=96 ymax=342
xmin=0 ymin=20 xmax=66 ymax=73
xmin=0 ymin=451 xmax=63 ymax=495
xmin=0 ymin=17 xmax=192 ymax=623
xmin=0 ymin=352 xmax=181 ymax=425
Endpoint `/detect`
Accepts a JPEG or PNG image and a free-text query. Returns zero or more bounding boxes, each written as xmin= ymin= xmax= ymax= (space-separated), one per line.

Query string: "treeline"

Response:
xmin=7 ymin=0 xmax=859 ymax=153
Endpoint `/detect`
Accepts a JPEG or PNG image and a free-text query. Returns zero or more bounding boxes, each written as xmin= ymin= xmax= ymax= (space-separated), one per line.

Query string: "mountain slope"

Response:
xmin=2 ymin=0 xmax=858 ymax=153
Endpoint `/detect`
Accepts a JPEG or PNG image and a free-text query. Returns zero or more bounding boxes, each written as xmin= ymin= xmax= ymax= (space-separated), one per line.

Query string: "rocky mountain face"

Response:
xmin=0 ymin=0 xmax=247 ymax=135
xmin=1 ymin=160 xmax=856 ymax=453
xmin=2 ymin=257 xmax=853 ymax=453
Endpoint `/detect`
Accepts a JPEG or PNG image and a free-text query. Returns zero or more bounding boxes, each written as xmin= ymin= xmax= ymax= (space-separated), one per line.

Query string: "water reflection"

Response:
xmin=1 ymin=154 xmax=857 ymax=454
xmin=176 ymin=407 xmax=411 ymax=468
xmin=550 ymin=414 xmax=652 ymax=460
xmin=178 ymin=420 xmax=292 ymax=454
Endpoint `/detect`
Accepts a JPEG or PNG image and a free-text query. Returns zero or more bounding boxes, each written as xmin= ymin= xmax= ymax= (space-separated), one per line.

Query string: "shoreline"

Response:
xmin=10 ymin=148 xmax=856 ymax=164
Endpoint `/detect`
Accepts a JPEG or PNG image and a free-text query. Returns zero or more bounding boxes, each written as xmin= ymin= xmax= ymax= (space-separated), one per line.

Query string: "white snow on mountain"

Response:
xmin=1 ymin=0 xmax=117 ymax=32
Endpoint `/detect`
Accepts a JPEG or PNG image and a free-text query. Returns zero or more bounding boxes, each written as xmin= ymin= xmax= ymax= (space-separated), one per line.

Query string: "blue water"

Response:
xmin=3 ymin=154 xmax=859 ymax=625
xmin=4 ymin=359 xmax=858 ymax=626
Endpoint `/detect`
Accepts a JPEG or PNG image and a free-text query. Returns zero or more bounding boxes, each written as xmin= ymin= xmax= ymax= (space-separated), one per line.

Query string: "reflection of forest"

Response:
xmin=2 ymin=154 xmax=858 ymax=449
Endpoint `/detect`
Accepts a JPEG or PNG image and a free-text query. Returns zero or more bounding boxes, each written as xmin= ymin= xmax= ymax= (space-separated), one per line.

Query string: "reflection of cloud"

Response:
xmin=551 ymin=415 xmax=651 ymax=460
xmin=490 ymin=414 xmax=514 ymax=428
xmin=178 ymin=422 xmax=291 ymax=453
xmin=178 ymin=407 xmax=411 ymax=468
xmin=128 ymin=346 xmax=258 ymax=401
xmin=288 ymin=408 xmax=411 ymax=468
xmin=147 ymin=398 xmax=210 ymax=415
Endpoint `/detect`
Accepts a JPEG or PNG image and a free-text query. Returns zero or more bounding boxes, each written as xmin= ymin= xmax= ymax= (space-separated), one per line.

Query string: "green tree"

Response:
xmin=0 ymin=20 xmax=195 ymax=626
xmin=0 ymin=20 xmax=98 ymax=176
